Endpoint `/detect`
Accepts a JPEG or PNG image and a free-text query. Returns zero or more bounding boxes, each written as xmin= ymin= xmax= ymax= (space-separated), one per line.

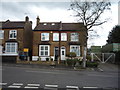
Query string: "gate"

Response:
xmin=91 ymin=53 xmax=115 ymax=63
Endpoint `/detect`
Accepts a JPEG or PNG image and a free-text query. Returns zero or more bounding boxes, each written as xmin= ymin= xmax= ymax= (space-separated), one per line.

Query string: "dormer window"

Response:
xmin=9 ymin=30 xmax=17 ymax=39
xmin=51 ymin=23 xmax=55 ymax=25
xmin=43 ymin=23 xmax=47 ymax=25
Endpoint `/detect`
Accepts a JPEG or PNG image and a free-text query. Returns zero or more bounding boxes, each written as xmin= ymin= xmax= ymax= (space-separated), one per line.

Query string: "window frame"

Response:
xmin=39 ymin=45 xmax=50 ymax=56
xmin=70 ymin=45 xmax=80 ymax=56
xmin=61 ymin=33 xmax=67 ymax=41
xmin=9 ymin=30 xmax=17 ymax=39
xmin=0 ymin=30 xmax=4 ymax=39
xmin=41 ymin=33 xmax=49 ymax=41
xmin=71 ymin=33 xmax=79 ymax=41
xmin=5 ymin=42 xmax=18 ymax=53
xmin=53 ymin=33 xmax=59 ymax=41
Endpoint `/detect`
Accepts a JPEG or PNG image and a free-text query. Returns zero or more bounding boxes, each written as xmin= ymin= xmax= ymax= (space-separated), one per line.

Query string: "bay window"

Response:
xmin=70 ymin=45 xmax=80 ymax=56
xmin=39 ymin=45 xmax=50 ymax=56
xmin=5 ymin=43 xmax=17 ymax=53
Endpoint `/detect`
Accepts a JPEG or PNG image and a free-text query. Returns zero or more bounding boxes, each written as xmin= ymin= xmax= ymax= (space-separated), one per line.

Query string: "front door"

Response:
xmin=54 ymin=47 xmax=59 ymax=61
xmin=61 ymin=46 xmax=66 ymax=60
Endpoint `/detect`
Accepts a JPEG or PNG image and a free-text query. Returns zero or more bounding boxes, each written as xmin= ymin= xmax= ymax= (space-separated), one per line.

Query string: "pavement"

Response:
xmin=2 ymin=62 xmax=119 ymax=72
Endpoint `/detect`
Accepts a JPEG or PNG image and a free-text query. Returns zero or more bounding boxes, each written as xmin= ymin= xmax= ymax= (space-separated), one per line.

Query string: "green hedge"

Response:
xmin=86 ymin=61 xmax=99 ymax=68
xmin=66 ymin=59 xmax=82 ymax=66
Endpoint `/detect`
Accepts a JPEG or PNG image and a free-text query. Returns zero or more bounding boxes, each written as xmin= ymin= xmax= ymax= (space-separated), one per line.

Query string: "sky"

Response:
xmin=0 ymin=0 xmax=119 ymax=48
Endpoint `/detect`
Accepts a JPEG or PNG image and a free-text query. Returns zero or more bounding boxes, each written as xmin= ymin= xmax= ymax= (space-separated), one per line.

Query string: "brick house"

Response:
xmin=32 ymin=17 xmax=87 ymax=62
xmin=0 ymin=16 xmax=32 ymax=62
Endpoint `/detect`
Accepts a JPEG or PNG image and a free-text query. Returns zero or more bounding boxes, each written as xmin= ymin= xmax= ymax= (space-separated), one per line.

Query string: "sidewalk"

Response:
xmin=98 ymin=63 xmax=119 ymax=72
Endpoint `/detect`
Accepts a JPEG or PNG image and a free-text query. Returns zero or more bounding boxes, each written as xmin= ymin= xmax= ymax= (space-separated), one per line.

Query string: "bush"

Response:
xmin=86 ymin=55 xmax=91 ymax=61
xmin=67 ymin=52 xmax=76 ymax=59
xmin=66 ymin=58 xmax=82 ymax=66
xmin=86 ymin=61 xmax=99 ymax=68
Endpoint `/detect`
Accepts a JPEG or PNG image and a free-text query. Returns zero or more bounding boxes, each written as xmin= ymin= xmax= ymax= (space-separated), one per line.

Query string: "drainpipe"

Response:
xmin=58 ymin=21 xmax=62 ymax=64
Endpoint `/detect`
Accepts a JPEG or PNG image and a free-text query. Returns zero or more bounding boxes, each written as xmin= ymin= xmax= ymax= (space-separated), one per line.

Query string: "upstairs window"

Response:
xmin=9 ymin=30 xmax=17 ymax=39
xmin=71 ymin=33 xmax=79 ymax=41
xmin=0 ymin=30 xmax=4 ymax=39
xmin=61 ymin=33 xmax=67 ymax=41
xmin=41 ymin=33 xmax=49 ymax=41
xmin=53 ymin=33 xmax=59 ymax=41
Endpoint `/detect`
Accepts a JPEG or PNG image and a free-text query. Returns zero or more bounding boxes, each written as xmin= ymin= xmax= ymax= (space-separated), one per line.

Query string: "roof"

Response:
xmin=0 ymin=20 xmax=26 ymax=29
xmin=34 ymin=22 xmax=86 ymax=31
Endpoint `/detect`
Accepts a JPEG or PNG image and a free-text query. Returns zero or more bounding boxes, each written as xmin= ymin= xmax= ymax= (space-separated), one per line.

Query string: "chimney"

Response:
xmin=25 ymin=16 xmax=29 ymax=22
xmin=60 ymin=21 xmax=62 ymax=30
xmin=36 ymin=16 xmax=40 ymax=26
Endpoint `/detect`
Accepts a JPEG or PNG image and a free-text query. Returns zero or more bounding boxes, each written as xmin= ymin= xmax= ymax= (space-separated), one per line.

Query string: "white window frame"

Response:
xmin=61 ymin=33 xmax=67 ymax=41
xmin=70 ymin=45 xmax=80 ymax=56
xmin=39 ymin=45 xmax=50 ymax=56
xmin=53 ymin=33 xmax=59 ymax=41
xmin=5 ymin=42 xmax=18 ymax=53
xmin=9 ymin=30 xmax=17 ymax=39
xmin=0 ymin=30 xmax=4 ymax=39
xmin=71 ymin=33 xmax=79 ymax=41
xmin=41 ymin=33 xmax=49 ymax=41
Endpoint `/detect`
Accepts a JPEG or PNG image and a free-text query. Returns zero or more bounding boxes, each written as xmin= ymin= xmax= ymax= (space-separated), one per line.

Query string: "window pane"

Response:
xmin=6 ymin=43 xmax=17 ymax=53
xmin=45 ymin=51 xmax=48 ymax=55
xmin=41 ymin=51 xmax=44 ymax=55
xmin=45 ymin=46 xmax=48 ymax=50
xmin=41 ymin=46 xmax=44 ymax=50
xmin=53 ymin=33 xmax=59 ymax=41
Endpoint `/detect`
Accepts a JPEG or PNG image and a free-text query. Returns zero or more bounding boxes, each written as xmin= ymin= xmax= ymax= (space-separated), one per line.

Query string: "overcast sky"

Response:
xmin=0 ymin=0 xmax=119 ymax=47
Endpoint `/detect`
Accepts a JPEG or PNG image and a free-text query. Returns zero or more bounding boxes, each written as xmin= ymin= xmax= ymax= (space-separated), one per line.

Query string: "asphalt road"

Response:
xmin=1 ymin=63 xmax=119 ymax=90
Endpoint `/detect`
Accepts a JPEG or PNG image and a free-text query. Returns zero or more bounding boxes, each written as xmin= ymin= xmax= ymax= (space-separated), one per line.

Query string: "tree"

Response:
xmin=69 ymin=0 xmax=111 ymax=67
xmin=107 ymin=25 xmax=120 ymax=44
xmin=69 ymin=1 xmax=111 ymax=31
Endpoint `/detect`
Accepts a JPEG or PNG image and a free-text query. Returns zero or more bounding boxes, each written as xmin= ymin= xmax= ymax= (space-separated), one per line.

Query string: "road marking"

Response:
xmin=27 ymin=84 xmax=40 ymax=86
xmin=24 ymin=86 xmax=39 ymax=88
xmin=98 ymin=68 xmax=104 ymax=72
xmin=0 ymin=83 xmax=7 ymax=85
xmin=12 ymin=83 xmax=23 ymax=86
xmin=83 ymin=87 xmax=98 ymax=88
xmin=8 ymin=85 xmax=21 ymax=88
xmin=45 ymin=84 xmax=58 ymax=88
xmin=66 ymin=86 xmax=79 ymax=89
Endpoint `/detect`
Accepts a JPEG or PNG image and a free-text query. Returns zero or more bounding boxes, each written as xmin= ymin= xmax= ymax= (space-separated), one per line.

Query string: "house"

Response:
xmin=0 ymin=16 xmax=32 ymax=63
xmin=32 ymin=16 xmax=87 ymax=63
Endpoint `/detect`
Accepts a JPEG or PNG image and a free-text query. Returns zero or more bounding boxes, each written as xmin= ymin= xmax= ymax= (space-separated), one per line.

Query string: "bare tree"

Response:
xmin=69 ymin=0 xmax=111 ymax=67
xmin=69 ymin=0 xmax=111 ymax=31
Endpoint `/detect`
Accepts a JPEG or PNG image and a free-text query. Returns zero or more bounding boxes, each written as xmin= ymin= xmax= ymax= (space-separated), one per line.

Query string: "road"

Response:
xmin=1 ymin=63 xmax=119 ymax=90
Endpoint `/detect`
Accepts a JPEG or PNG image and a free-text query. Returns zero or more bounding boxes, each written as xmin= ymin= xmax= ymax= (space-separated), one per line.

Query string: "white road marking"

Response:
xmin=27 ymin=84 xmax=40 ymax=86
xmin=45 ymin=84 xmax=58 ymax=88
xmin=12 ymin=83 xmax=23 ymax=86
xmin=24 ymin=86 xmax=39 ymax=88
xmin=66 ymin=86 xmax=79 ymax=89
xmin=98 ymin=68 xmax=104 ymax=72
xmin=8 ymin=85 xmax=21 ymax=88
xmin=0 ymin=83 xmax=7 ymax=85
xmin=83 ymin=87 xmax=98 ymax=88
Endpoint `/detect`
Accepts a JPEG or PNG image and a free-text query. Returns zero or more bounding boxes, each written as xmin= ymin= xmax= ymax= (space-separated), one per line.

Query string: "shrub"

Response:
xmin=67 ymin=52 xmax=76 ymax=59
xmin=86 ymin=61 xmax=99 ymax=68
